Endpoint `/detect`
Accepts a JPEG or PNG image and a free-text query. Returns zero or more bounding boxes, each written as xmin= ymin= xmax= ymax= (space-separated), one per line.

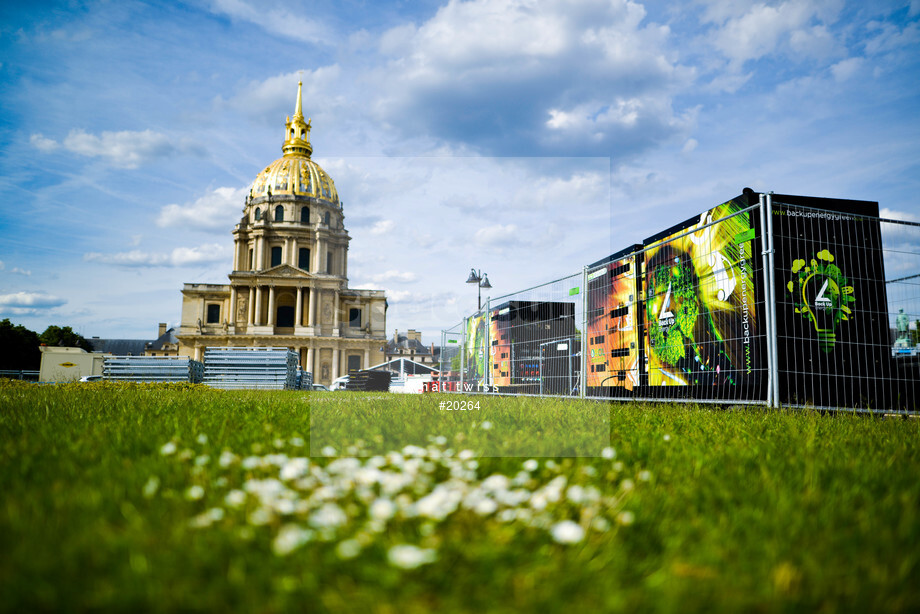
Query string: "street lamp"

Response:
xmin=466 ymin=268 xmax=492 ymax=311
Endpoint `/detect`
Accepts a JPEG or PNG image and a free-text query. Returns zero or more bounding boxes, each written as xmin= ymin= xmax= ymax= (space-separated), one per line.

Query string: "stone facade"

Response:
xmin=176 ymin=82 xmax=387 ymax=384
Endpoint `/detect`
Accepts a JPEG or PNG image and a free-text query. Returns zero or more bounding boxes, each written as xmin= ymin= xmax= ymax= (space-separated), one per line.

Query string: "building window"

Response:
xmin=347 ymin=355 xmax=361 ymax=373
xmin=298 ymin=248 xmax=310 ymax=270
xmin=276 ymin=306 xmax=294 ymax=327
xmin=349 ymin=308 xmax=361 ymax=328
xmin=206 ymin=304 xmax=221 ymax=324
xmin=271 ymin=246 xmax=282 ymax=267
xmin=248 ymin=248 xmax=253 ymax=270
xmin=301 ymin=206 xmax=310 ymax=224
xmin=323 ymin=211 xmax=330 ymax=226
xmin=326 ymin=251 xmax=332 ymax=274
xmin=254 ymin=207 xmax=261 ymax=221
xmin=274 ymin=205 xmax=284 ymax=222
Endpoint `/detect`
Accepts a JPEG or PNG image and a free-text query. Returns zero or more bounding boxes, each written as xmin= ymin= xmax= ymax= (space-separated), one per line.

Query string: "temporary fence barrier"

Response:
xmin=202 ymin=346 xmax=298 ymax=390
xmin=0 ymin=370 xmax=40 ymax=381
xmin=102 ymin=356 xmax=204 ymax=383
xmin=440 ymin=189 xmax=920 ymax=414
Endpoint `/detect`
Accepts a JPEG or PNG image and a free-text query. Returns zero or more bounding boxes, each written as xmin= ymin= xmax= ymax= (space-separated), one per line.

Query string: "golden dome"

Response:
xmin=250 ymin=156 xmax=339 ymax=203
xmin=248 ymin=81 xmax=339 ymax=205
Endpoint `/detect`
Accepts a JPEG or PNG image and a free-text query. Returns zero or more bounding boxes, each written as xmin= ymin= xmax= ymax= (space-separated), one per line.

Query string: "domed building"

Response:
xmin=176 ymin=82 xmax=388 ymax=384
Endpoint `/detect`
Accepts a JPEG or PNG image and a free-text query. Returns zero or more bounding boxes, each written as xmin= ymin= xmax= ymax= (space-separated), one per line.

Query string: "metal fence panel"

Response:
xmin=770 ymin=199 xmax=919 ymax=412
xmin=441 ymin=191 xmax=918 ymax=413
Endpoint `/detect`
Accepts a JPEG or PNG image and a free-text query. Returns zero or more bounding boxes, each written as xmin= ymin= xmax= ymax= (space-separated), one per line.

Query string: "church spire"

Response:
xmin=293 ymin=80 xmax=304 ymax=121
xmin=283 ymin=80 xmax=312 ymax=158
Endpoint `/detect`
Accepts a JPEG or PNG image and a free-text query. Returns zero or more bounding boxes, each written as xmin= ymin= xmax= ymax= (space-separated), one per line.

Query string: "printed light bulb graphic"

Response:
xmin=787 ymin=250 xmax=855 ymax=353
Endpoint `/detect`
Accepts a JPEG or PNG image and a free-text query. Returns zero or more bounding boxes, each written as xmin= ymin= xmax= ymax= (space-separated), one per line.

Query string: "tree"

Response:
xmin=39 ymin=325 xmax=93 ymax=352
xmin=0 ymin=319 xmax=41 ymax=370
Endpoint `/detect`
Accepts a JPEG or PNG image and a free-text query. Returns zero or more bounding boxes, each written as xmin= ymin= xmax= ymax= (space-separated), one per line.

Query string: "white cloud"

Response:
xmin=226 ymin=67 xmax=343 ymax=120
xmin=370 ymin=220 xmax=396 ymax=235
xmin=0 ymin=292 xmax=66 ymax=310
xmin=382 ymin=289 xmax=414 ymax=303
xmin=209 ymin=0 xmax=333 ymax=45
xmin=474 ymin=223 xmax=519 ymax=247
xmin=373 ymin=0 xmax=692 ymax=156
xmin=30 ymin=129 xmax=180 ymax=168
xmin=0 ymin=261 xmax=33 ymax=276
xmin=707 ymin=0 xmax=845 ymax=69
xmin=370 ymin=270 xmax=417 ymax=283
xmin=29 ymin=134 xmax=56 ymax=152
xmin=83 ymin=244 xmax=229 ymax=267
xmin=830 ymin=56 xmax=865 ymax=82
xmin=880 ymin=208 xmax=919 ymax=222
xmin=157 ymin=186 xmax=248 ymax=232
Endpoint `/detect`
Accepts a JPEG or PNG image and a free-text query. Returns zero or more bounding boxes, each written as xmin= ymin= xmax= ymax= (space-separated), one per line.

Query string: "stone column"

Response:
xmin=295 ymin=287 xmax=303 ymax=327
xmin=247 ymin=286 xmax=254 ymax=325
xmin=268 ymin=286 xmax=276 ymax=326
xmin=229 ymin=287 xmax=237 ymax=324
xmin=307 ymin=287 xmax=316 ymax=327
xmin=331 ymin=347 xmax=339 ymax=380
xmin=315 ymin=238 xmax=324 ymax=273
xmin=306 ymin=347 xmax=314 ymax=376
xmin=292 ymin=237 xmax=298 ymax=268
xmin=333 ymin=291 xmax=340 ymax=329
xmin=364 ymin=348 xmax=370 ymax=370
xmin=254 ymin=286 xmax=262 ymax=325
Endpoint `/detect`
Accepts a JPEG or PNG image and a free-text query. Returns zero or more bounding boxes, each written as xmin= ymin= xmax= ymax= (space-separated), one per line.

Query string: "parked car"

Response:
xmin=311 ymin=384 xmax=330 ymax=392
xmin=330 ymin=375 xmax=349 ymax=391
xmin=79 ymin=375 xmax=103 ymax=382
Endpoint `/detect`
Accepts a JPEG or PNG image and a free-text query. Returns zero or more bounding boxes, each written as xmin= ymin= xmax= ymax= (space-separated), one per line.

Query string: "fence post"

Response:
xmin=580 ymin=265 xmax=588 ymax=399
xmin=485 ymin=297 xmax=491 ymax=390
xmin=758 ymin=194 xmax=775 ymax=408
xmin=439 ymin=329 xmax=445 ymax=386
xmin=460 ymin=317 xmax=466 ymax=391
xmin=765 ymin=192 xmax=780 ymax=408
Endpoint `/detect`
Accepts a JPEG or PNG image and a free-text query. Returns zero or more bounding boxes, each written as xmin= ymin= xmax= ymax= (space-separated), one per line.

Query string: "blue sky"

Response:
xmin=1 ymin=0 xmax=918 ymax=343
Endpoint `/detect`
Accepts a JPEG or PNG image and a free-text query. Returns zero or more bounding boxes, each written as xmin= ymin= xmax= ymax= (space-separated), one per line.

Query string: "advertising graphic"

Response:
xmin=771 ymin=195 xmax=891 ymax=409
xmin=486 ymin=301 xmax=577 ymax=394
xmin=490 ymin=305 xmax=511 ymax=387
xmin=464 ymin=311 xmax=488 ymax=387
xmin=786 ymin=249 xmax=855 ymax=353
xmin=586 ymin=246 xmax=641 ymax=395
xmin=642 ymin=196 xmax=762 ymax=396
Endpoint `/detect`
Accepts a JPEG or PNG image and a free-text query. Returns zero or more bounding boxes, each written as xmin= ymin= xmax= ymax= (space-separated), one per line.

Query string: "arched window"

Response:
xmin=254 ymin=207 xmax=261 ymax=221
xmin=274 ymin=205 xmax=284 ymax=222
xmin=301 ymin=206 xmax=310 ymax=224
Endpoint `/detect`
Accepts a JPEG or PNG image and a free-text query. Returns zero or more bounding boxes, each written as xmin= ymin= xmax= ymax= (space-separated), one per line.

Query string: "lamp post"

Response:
xmin=465 ymin=268 xmax=492 ymax=311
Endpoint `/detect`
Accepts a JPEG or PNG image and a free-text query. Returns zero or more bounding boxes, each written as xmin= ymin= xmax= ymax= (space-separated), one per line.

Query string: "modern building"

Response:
xmin=176 ymin=82 xmax=387 ymax=384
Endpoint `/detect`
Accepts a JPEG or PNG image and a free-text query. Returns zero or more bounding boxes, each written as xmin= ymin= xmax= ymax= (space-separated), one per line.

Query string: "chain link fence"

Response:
xmin=439 ymin=190 xmax=920 ymax=414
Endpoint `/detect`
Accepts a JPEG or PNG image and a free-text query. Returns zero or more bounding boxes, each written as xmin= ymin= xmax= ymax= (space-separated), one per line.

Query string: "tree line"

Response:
xmin=0 ymin=319 xmax=92 ymax=371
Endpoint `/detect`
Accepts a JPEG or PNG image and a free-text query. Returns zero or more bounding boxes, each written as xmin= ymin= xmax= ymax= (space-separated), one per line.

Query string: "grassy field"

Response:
xmin=1 ymin=380 xmax=919 ymax=613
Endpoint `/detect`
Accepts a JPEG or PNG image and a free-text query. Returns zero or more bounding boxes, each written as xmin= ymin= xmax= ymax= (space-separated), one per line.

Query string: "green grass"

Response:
xmin=1 ymin=380 xmax=919 ymax=613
